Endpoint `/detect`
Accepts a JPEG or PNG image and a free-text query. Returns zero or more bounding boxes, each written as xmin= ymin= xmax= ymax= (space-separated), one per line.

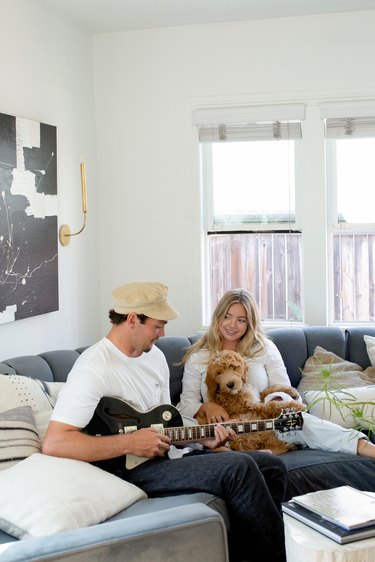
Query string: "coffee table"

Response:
xmin=283 ymin=513 xmax=375 ymax=562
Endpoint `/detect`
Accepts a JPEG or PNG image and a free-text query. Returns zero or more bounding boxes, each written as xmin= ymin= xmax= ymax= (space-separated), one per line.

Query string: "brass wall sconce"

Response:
xmin=59 ymin=155 xmax=87 ymax=246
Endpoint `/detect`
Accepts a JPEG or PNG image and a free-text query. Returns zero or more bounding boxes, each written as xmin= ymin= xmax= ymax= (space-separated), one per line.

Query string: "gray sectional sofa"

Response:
xmin=0 ymin=325 xmax=375 ymax=561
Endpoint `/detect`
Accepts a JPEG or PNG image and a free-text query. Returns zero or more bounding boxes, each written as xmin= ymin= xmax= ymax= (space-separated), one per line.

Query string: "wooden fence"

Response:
xmin=207 ymin=232 xmax=375 ymax=323
xmin=333 ymin=233 xmax=375 ymax=322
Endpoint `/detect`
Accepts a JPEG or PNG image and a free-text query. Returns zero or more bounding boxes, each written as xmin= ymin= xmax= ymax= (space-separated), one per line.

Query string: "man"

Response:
xmin=43 ymin=281 xmax=287 ymax=562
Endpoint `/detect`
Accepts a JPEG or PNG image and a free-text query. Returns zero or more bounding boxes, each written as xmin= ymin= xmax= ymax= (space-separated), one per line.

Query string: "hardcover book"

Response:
xmin=290 ymin=486 xmax=375 ymax=531
xmin=282 ymin=500 xmax=375 ymax=545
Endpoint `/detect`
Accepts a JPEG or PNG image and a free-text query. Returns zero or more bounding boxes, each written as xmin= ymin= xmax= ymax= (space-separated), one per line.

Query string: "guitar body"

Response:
xmin=84 ymin=396 xmax=303 ymax=477
xmin=85 ymin=397 xmax=184 ymax=476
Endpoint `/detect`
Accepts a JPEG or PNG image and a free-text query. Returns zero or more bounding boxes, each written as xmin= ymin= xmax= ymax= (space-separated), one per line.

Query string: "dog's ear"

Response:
xmin=206 ymin=375 xmax=217 ymax=398
xmin=205 ymin=364 xmax=215 ymax=385
xmin=240 ymin=364 xmax=248 ymax=384
xmin=205 ymin=363 xmax=219 ymax=397
xmin=205 ymin=353 xmax=222 ymax=384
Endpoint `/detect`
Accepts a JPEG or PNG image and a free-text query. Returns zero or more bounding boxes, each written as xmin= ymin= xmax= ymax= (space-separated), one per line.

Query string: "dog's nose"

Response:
xmin=227 ymin=382 xmax=235 ymax=389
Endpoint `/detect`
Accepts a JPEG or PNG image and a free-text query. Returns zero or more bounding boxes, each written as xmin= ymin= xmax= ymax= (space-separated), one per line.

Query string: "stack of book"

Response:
xmin=282 ymin=485 xmax=375 ymax=544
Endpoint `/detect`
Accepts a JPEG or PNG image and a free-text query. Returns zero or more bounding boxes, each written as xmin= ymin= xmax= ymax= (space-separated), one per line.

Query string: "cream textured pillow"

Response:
xmin=0 ymin=406 xmax=41 ymax=470
xmin=297 ymin=346 xmax=375 ymax=395
xmin=304 ymin=386 xmax=375 ymax=428
xmin=364 ymin=335 xmax=375 ymax=367
xmin=0 ymin=453 xmax=147 ymax=539
xmin=0 ymin=375 xmax=64 ymax=441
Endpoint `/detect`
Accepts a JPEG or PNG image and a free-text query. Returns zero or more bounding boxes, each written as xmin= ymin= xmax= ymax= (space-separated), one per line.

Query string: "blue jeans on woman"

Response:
xmin=125 ymin=449 xmax=287 ymax=562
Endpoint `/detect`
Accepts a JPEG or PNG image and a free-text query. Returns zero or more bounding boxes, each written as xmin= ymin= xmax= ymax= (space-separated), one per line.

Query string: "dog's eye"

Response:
xmin=216 ymin=383 xmax=220 ymax=392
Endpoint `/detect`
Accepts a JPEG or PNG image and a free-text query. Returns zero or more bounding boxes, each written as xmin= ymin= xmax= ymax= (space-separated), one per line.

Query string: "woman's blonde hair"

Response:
xmin=183 ymin=289 xmax=267 ymax=363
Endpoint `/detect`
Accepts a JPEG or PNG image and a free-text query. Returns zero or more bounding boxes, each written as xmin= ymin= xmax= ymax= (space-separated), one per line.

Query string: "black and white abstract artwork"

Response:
xmin=0 ymin=112 xmax=58 ymax=324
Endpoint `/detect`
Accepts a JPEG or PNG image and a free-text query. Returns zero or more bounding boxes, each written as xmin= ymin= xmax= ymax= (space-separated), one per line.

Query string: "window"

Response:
xmin=210 ymin=138 xmax=295 ymax=225
xmin=326 ymin=117 xmax=375 ymax=323
xmin=195 ymin=105 xmax=304 ymax=324
xmin=194 ymin=101 xmax=375 ymax=326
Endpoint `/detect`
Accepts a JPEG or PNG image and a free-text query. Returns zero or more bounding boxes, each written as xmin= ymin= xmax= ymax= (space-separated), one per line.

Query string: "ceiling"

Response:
xmin=33 ymin=0 xmax=375 ymax=33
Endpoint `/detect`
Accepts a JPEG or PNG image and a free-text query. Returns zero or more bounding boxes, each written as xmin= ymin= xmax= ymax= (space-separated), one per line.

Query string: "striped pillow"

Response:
xmin=0 ymin=406 xmax=41 ymax=471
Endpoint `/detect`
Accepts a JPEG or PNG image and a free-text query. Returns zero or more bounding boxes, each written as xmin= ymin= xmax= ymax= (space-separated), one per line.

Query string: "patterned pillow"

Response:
xmin=0 ymin=406 xmax=41 ymax=471
xmin=0 ymin=375 xmax=64 ymax=441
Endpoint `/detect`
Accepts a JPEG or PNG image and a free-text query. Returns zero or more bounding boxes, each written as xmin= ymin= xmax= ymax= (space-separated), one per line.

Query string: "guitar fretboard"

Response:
xmin=165 ymin=419 xmax=276 ymax=443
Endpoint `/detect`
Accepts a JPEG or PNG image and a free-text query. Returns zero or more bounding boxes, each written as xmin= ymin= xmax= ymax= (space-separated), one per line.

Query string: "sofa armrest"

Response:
xmin=0 ymin=503 xmax=229 ymax=562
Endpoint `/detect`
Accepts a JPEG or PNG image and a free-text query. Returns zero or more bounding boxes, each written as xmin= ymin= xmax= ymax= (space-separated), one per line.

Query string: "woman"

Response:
xmin=177 ymin=289 xmax=375 ymax=458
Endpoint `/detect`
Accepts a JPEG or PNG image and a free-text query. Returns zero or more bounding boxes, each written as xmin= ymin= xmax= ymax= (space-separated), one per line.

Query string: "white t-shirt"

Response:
xmin=51 ymin=338 xmax=171 ymax=428
xmin=177 ymin=339 xmax=291 ymax=419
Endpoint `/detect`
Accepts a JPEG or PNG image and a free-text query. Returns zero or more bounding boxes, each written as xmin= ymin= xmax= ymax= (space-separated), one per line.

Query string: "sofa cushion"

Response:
xmin=297 ymin=346 xmax=375 ymax=395
xmin=0 ymin=374 xmax=64 ymax=441
xmin=364 ymin=335 xmax=375 ymax=367
xmin=0 ymin=503 xmax=229 ymax=562
xmin=282 ymin=449 xmax=375 ymax=500
xmin=1 ymin=351 xmax=81 ymax=382
xmin=267 ymin=328 xmax=308 ymax=387
xmin=303 ymin=326 xmax=346 ymax=361
xmin=345 ymin=327 xmax=375 ymax=368
xmin=108 ymin=492 xmax=229 ymax=529
xmin=0 ymin=453 xmax=147 ymax=539
xmin=268 ymin=326 xmax=346 ymax=387
xmin=156 ymin=336 xmax=192 ymax=405
xmin=0 ymin=406 xmax=41 ymax=470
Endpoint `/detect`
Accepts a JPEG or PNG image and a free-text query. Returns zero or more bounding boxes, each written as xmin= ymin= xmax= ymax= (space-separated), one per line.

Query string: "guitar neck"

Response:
xmin=165 ymin=418 xmax=276 ymax=444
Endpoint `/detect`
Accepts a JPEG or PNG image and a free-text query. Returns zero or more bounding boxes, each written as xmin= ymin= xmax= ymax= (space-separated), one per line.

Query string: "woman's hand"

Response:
xmin=196 ymin=401 xmax=230 ymax=423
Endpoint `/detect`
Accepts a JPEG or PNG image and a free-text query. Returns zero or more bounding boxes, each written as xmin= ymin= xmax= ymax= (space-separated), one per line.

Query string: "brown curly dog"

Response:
xmin=199 ymin=350 xmax=304 ymax=455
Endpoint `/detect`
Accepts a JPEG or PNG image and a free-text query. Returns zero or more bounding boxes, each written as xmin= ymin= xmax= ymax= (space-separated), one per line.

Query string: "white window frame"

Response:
xmin=196 ymin=103 xmax=305 ymax=326
xmin=325 ymin=114 xmax=375 ymax=323
xmin=190 ymin=96 xmax=375 ymax=328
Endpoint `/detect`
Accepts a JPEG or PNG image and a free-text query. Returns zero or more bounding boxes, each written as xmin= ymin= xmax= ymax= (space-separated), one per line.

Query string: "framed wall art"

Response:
xmin=0 ymin=112 xmax=58 ymax=324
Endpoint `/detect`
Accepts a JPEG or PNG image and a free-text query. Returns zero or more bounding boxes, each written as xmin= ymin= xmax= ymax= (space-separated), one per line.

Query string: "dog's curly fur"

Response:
xmin=198 ymin=350 xmax=304 ymax=455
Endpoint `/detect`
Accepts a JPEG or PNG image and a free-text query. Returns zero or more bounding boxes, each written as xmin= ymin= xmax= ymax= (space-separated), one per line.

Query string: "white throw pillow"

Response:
xmin=0 ymin=453 xmax=147 ymax=539
xmin=364 ymin=335 xmax=375 ymax=367
xmin=304 ymin=385 xmax=375 ymax=429
xmin=0 ymin=375 xmax=64 ymax=441
xmin=0 ymin=406 xmax=41 ymax=470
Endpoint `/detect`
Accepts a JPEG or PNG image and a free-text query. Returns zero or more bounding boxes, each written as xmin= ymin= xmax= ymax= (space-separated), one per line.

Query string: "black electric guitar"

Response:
xmin=84 ymin=396 xmax=303 ymax=477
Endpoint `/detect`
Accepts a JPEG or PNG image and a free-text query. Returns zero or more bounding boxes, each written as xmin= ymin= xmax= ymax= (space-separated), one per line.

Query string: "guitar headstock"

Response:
xmin=274 ymin=409 xmax=304 ymax=433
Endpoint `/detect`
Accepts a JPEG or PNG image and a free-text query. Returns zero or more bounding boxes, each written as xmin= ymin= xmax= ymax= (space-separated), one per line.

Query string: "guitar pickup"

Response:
xmin=122 ymin=425 xmax=137 ymax=434
xmin=150 ymin=424 xmax=165 ymax=433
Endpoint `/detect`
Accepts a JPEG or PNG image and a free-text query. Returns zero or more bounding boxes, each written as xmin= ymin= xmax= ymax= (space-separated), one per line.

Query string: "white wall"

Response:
xmin=94 ymin=11 xmax=375 ymax=336
xmin=2 ymin=4 xmax=375 ymax=357
xmin=0 ymin=0 xmax=102 ymax=359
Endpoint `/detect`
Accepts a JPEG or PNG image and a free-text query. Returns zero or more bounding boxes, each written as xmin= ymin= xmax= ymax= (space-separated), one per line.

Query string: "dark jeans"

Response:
xmin=125 ymin=449 xmax=287 ymax=562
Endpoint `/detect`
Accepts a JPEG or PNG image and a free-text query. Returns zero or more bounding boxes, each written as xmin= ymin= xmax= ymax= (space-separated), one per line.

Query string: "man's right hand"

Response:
xmin=124 ymin=427 xmax=171 ymax=459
